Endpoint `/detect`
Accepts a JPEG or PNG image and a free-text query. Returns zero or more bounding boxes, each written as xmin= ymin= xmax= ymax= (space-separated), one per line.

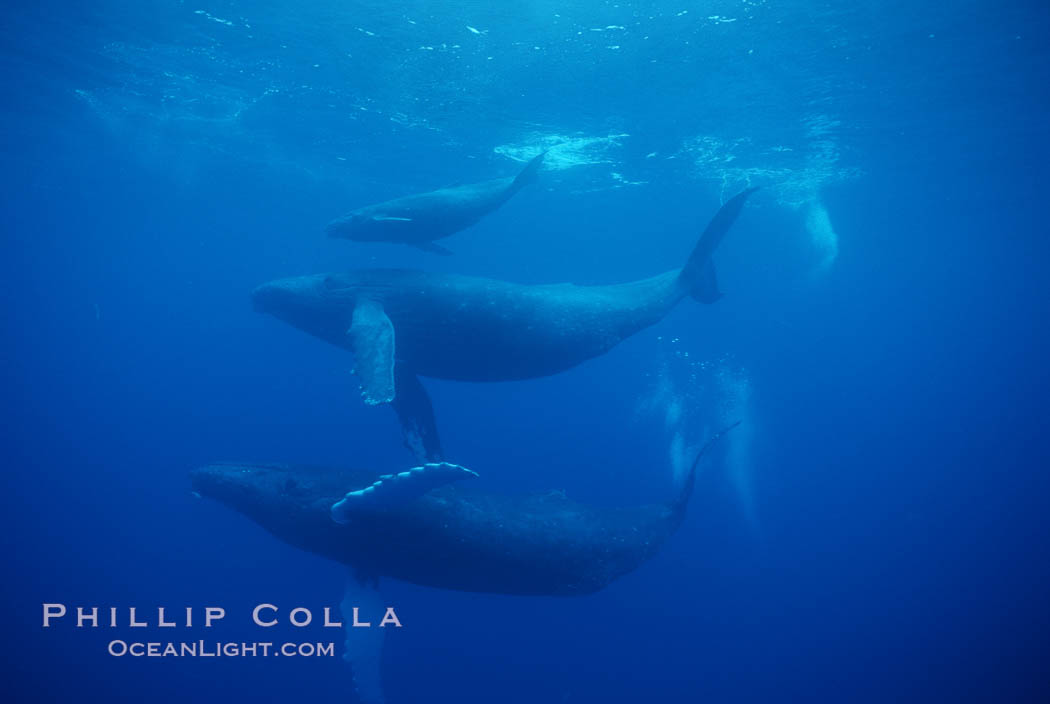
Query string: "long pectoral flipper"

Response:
xmin=348 ymin=299 xmax=396 ymax=405
xmin=331 ymin=462 xmax=478 ymax=524
xmin=341 ymin=573 xmax=386 ymax=704
xmin=391 ymin=367 xmax=444 ymax=461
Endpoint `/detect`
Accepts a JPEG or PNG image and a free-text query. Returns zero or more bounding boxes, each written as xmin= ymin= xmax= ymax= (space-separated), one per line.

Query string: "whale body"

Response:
xmin=188 ymin=429 xmax=731 ymax=595
xmin=253 ymin=189 xmax=756 ymax=459
xmin=191 ymin=426 xmax=730 ymax=704
xmin=325 ymin=151 xmax=546 ymax=255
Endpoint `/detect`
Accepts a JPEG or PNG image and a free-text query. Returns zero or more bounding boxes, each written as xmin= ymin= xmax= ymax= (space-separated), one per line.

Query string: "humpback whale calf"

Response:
xmin=254 ymin=188 xmax=756 ymax=460
xmin=325 ymin=151 xmax=547 ymax=255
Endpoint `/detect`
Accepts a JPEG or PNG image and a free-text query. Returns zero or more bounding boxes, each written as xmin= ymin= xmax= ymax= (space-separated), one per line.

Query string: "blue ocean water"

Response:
xmin=4 ymin=1 xmax=1049 ymax=701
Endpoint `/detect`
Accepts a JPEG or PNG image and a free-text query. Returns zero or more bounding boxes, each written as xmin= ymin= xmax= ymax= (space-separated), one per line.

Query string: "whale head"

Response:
xmin=251 ymin=274 xmax=363 ymax=340
xmin=191 ymin=462 xmax=355 ymax=516
xmin=191 ymin=462 xmax=428 ymax=571
xmin=191 ymin=463 xmax=377 ymax=554
xmin=191 ymin=462 xmax=294 ymax=519
xmin=252 ymin=274 xmax=325 ymax=312
xmin=325 ymin=211 xmax=365 ymax=239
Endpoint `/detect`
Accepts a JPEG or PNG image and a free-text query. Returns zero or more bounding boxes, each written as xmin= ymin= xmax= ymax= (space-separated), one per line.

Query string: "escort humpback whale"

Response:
xmin=254 ymin=188 xmax=756 ymax=460
xmin=189 ymin=426 xmax=733 ymax=595
xmin=325 ymin=151 xmax=546 ymax=255
xmin=191 ymin=426 xmax=733 ymax=703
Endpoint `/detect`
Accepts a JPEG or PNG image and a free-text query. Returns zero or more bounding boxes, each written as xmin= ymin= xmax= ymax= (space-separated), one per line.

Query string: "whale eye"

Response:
xmin=322 ymin=275 xmax=353 ymax=299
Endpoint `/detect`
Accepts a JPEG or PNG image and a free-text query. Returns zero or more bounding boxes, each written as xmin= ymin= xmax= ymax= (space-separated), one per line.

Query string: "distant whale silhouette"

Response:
xmin=254 ymin=188 xmax=756 ymax=459
xmin=325 ymin=151 xmax=547 ymax=255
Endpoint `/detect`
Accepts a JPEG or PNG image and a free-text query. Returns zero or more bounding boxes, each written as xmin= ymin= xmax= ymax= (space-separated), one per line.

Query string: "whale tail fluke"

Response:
xmin=678 ymin=187 xmax=758 ymax=303
xmin=670 ymin=420 xmax=741 ymax=524
xmin=511 ymin=150 xmax=547 ymax=190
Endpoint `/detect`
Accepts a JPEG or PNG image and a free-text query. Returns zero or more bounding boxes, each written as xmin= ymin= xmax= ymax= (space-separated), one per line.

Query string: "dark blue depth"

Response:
xmin=3 ymin=1 xmax=1049 ymax=702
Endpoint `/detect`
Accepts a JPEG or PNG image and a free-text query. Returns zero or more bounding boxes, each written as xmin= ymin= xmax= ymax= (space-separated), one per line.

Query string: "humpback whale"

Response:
xmin=191 ymin=426 xmax=733 ymax=703
xmin=189 ymin=427 xmax=733 ymax=595
xmin=253 ymin=188 xmax=756 ymax=460
xmin=325 ymin=151 xmax=547 ymax=255
xmin=192 ymin=460 xmax=687 ymax=594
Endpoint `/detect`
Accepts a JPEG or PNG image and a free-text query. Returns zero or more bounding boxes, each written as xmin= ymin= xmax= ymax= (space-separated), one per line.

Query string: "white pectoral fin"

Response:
xmin=331 ymin=462 xmax=478 ymax=524
xmin=342 ymin=573 xmax=386 ymax=704
xmin=348 ymin=299 xmax=396 ymax=405
xmin=372 ymin=215 xmax=413 ymax=222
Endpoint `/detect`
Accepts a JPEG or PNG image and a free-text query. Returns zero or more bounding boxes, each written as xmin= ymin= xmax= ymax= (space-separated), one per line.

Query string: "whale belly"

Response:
xmin=405 ymin=333 xmax=611 ymax=381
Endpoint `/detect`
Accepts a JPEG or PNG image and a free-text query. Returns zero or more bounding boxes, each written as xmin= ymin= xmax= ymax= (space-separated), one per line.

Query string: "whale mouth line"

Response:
xmin=250 ymin=284 xmax=275 ymax=312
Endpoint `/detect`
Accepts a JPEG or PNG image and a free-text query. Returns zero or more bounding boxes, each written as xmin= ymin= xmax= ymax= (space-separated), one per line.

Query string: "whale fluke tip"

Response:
xmin=679 ymin=189 xmax=756 ymax=303
xmin=513 ymin=150 xmax=547 ymax=189
xmin=671 ymin=421 xmax=742 ymax=520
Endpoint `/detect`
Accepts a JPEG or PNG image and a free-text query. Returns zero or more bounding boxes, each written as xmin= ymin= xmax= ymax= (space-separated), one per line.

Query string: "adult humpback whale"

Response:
xmin=190 ymin=425 xmax=732 ymax=703
xmin=190 ymin=427 xmax=732 ymax=595
xmin=325 ymin=151 xmax=546 ymax=255
xmin=254 ymin=188 xmax=756 ymax=459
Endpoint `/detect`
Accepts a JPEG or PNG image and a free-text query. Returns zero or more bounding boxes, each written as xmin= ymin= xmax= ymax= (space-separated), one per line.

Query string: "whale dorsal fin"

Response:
xmin=348 ymin=299 xmax=396 ymax=405
xmin=331 ymin=462 xmax=478 ymax=523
